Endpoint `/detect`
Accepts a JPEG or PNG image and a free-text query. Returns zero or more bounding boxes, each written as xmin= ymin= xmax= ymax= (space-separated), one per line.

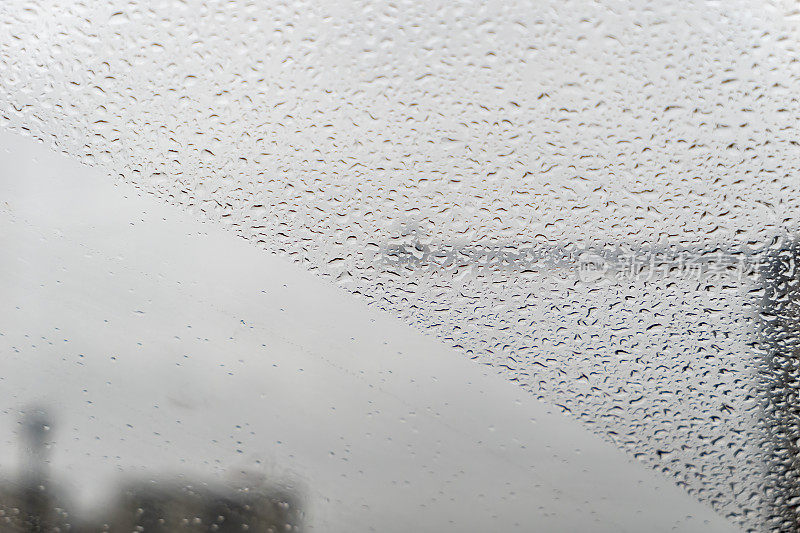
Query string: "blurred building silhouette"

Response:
xmin=0 ymin=409 xmax=302 ymax=532
xmin=101 ymin=480 xmax=301 ymax=532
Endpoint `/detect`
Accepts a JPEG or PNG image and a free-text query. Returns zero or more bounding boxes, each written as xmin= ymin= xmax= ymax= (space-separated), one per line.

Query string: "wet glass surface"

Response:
xmin=3 ymin=0 xmax=800 ymax=530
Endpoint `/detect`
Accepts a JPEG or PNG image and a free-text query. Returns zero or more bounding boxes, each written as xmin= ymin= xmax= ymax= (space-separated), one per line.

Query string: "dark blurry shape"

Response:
xmin=20 ymin=407 xmax=52 ymax=532
xmin=0 ymin=409 xmax=303 ymax=532
xmin=0 ymin=407 xmax=72 ymax=532
xmin=760 ymin=239 xmax=800 ymax=532
xmin=101 ymin=479 xmax=302 ymax=532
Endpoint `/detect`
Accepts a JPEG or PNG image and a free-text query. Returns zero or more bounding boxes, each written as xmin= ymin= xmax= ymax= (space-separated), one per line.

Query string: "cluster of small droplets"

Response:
xmin=4 ymin=0 xmax=800 ymax=529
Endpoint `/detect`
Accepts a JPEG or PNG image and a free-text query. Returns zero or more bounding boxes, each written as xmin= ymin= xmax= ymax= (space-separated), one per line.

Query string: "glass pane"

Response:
xmin=1 ymin=0 xmax=797 ymax=530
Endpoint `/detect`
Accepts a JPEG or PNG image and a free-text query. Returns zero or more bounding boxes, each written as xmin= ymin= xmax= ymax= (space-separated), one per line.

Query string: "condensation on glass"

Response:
xmin=2 ymin=0 xmax=800 ymax=531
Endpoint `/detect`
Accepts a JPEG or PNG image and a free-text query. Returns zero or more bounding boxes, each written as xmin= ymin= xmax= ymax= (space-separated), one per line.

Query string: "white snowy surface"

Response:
xmin=0 ymin=131 xmax=736 ymax=531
